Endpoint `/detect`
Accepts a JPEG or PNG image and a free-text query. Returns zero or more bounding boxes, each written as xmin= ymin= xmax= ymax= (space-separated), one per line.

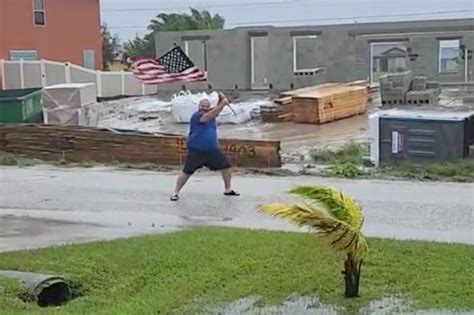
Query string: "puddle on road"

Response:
xmin=206 ymin=295 xmax=473 ymax=315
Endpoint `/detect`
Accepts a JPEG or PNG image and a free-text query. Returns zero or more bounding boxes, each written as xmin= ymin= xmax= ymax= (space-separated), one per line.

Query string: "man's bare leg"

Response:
xmin=221 ymin=168 xmax=232 ymax=192
xmin=221 ymin=168 xmax=239 ymax=195
xmin=171 ymin=173 xmax=191 ymax=200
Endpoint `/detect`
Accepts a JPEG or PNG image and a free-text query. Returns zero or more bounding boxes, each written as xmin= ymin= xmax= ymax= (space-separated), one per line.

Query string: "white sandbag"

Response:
xmin=132 ymin=98 xmax=171 ymax=113
xmin=170 ymin=91 xmax=269 ymax=124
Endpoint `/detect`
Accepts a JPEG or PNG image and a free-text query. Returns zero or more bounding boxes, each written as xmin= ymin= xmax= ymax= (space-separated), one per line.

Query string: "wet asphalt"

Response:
xmin=0 ymin=166 xmax=472 ymax=252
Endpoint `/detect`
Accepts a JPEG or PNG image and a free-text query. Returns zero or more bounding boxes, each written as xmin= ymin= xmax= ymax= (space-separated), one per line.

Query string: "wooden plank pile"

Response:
xmin=264 ymin=81 xmax=370 ymax=124
xmin=260 ymin=102 xmax=293 ymax=123
xmin=0 ymin=124 xmax=281 ymax=168
xmin=293 ymin=85 xmax=368 ymax=124
xmin=262 ymin=83 xmax=340 ymax=123
xmin=344 ymin=80 xmax=373 ymax=101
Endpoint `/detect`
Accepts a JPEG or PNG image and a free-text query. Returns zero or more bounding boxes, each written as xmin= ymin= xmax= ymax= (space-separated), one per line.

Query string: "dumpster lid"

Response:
xmin=376 ymin=109 xmax=474 ymax=121
xmin=0 ymin=88 xmax=42 ymax=102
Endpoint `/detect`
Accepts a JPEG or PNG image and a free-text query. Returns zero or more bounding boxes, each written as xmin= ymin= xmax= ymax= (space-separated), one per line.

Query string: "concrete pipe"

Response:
xmin=0 ymin=270 xmax=71 ymax=307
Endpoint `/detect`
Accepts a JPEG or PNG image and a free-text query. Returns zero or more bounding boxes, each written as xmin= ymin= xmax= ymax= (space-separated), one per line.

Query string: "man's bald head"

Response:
xmin=198 ymin=99 xmax=211 ymax=113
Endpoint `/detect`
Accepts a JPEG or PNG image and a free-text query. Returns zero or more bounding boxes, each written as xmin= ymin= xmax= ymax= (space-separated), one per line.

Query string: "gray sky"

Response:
xmin=100 ymin=0 xmax=473 ymax=41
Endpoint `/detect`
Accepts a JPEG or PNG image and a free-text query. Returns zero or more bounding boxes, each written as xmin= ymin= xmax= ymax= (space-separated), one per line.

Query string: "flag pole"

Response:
xmin=209 ymin=79 xmax=237 ymax=116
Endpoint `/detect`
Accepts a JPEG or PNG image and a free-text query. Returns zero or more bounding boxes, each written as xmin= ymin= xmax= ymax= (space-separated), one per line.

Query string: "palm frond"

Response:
xmin=259 ymin=203 xmax=368 ymax=258
xmin=290 ymin=186 xmax=363 ymax=230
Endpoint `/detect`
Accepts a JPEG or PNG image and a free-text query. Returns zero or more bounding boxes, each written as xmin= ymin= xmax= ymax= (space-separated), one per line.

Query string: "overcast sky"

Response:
xmin=100 ymin=0 xmax=473 ymax=41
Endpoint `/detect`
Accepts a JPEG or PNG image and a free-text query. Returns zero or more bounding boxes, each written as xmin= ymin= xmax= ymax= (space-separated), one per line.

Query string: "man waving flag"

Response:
xmin=131 ymin=46 xmax=207 ymax=85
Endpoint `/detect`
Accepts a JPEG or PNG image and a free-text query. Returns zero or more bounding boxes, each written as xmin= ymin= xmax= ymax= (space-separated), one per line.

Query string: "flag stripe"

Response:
xmin=131 ymin=47 xmax=207 ymax=85
xmin=138 ymin=72 xmax=207 ymax=84
xmin=133 ymin=67 xmax=203 ymax=81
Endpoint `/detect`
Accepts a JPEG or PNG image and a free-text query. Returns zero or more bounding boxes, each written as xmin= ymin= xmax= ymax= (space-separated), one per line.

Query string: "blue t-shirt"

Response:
xmin=186 ymin=112 xmax=219 ymax=152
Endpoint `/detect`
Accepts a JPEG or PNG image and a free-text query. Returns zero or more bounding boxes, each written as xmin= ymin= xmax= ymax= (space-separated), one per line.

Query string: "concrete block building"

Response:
xmin=154 ymin=18 xmax=474 ymax=91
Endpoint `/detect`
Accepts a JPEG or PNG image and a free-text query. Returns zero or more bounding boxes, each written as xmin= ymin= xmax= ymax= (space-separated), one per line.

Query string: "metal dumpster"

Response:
xmin=369 ymin=109 xmax=474 ymax=165
xmin=0 ymin=88 xmax=43 ymax=123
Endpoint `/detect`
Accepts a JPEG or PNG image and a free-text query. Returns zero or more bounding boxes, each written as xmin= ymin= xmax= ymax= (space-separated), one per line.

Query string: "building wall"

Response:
xmin=155 ymin=18 xmax=474 ymax=90
xmin=0 ymin=0 xmax=102 ymax=69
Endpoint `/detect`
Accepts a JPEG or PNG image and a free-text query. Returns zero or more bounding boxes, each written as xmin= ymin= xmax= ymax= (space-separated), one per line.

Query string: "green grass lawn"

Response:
xmin=0 ymin=228 xmax=473 ymax=314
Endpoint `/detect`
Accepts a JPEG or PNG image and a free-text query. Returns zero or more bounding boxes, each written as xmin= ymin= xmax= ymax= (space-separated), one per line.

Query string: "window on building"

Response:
xmin=83 ymin=50 xmax=95 ymax=69
xmin=9 ymin=50 xmax=38 ymax=61
xmin=439 ymin=40 xmax=461 ymax=73
xmin=293 ymin=35 xmax=319 ymax=72
xmin=33 ymin=0 xmax=46 ymax=26
xmin=184 ymin=40 xmax=207 ymax=72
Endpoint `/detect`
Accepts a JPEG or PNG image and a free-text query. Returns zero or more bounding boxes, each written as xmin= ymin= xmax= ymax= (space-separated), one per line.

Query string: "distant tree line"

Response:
xmin=101 ymin=8 xmax=225 ymax=70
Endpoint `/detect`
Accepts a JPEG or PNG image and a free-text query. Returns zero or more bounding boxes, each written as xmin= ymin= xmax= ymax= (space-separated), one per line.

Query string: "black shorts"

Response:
xmin=183 ymin=149 xmax=231 ymax=175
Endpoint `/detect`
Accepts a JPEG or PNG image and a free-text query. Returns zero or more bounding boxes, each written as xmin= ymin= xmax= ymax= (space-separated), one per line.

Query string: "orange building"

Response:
xmin=0 ymin=0 xmax=102 ymax=69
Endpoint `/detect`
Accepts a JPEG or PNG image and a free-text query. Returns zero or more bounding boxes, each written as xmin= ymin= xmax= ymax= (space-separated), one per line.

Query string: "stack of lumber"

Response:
xmin=260 ymin=101 xmax=293 ymax=123
xmin=266 ymin=82 xmax=370 ymax=125
xmin=265 ymin=83 xmax=341 ymax=123
xmin=292 ymin=85 xmax=368 ymax=124
xmin=279 ymin=83 xmax=341 ymax=99
xmin=344 ymin=80 xmax=373 ymax=102
xmin=0 ymin=124 xmax=281 ymax=168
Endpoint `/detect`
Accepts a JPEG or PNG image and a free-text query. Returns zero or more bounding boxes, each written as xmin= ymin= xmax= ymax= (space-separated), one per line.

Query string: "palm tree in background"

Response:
xmin=124 ymin=8 xmax=225 ymax=59
xmin=148 ymin=8 xmax=225 ymax=32
xmin=259 ymin=186 xmax=369 ymax=298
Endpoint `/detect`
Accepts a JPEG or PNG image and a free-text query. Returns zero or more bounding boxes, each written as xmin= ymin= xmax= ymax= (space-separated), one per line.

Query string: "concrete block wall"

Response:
xmin=266 ymin=29 xmax=327 ymax=90
xmin=155 ymin=18 xmax=474 ymax=91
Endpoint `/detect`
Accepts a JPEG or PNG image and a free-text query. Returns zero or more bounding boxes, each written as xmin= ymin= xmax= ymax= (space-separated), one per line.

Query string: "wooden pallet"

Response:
xmin=0 ymin=124 xmax=282 ymax=168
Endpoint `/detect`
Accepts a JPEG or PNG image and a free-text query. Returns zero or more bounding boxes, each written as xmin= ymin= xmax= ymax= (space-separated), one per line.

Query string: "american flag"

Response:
xmin=131 ymin=46 xmax=207 ymax=85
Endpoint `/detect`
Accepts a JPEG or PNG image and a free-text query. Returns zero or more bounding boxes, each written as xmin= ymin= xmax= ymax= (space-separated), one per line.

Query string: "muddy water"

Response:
xmin=98 ymin=89 xmax=470 ymax=155
xmin=98 ymin=96 xmax=373 ymax=154
xmin=207 ymin=295 xmax=473 ymax=314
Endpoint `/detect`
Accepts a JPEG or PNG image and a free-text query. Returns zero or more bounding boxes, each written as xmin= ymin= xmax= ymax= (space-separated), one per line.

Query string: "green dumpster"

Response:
xmin=0 ymin=88 xmax=43 ymax=123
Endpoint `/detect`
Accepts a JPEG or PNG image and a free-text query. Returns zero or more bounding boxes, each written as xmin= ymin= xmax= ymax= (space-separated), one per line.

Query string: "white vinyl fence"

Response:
xmin=0 ymin=59 xmax=159 ymax=98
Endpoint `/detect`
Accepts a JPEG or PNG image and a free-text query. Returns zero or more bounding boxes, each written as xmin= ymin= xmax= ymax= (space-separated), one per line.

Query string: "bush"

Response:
xmin=310 ymin=143 xmax=368 ymax=165
xmin=0 ymin=152 xmax=18 ymax=166
xmin=324 ymin=162 xmax=369 ymax=178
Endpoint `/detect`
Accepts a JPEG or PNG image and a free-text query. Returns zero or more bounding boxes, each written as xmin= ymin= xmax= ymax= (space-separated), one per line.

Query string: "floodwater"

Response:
xmin=97 ymin=94 xmax=373 ymax=155
xmin=207 ymin=295 xmax=474 ymax=314
xmin=98 ymin=88 xmax=473 ymax=156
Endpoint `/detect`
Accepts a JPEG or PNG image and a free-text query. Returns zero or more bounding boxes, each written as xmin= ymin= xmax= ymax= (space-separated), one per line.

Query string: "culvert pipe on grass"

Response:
xmin=0 ymin=270 xmax=72 ymax=307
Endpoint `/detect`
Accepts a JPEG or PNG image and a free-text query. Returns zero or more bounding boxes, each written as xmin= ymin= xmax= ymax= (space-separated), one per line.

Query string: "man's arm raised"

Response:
xmin=200 ymin=93 xmax=229 ymax=123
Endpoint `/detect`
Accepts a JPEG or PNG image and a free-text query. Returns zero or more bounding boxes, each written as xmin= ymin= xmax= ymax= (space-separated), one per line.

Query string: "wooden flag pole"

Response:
xmin=209 ymin=79 xmax=237 ymax=116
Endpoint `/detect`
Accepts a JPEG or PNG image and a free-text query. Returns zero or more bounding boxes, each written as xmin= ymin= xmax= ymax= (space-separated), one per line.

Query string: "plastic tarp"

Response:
xmin=171 ymin=91 xmax=269 ymax=124
xmin=42 ymin=84 xmax=100 ymax=127
xmin=43 ymin=104 xmax=99 ymax=126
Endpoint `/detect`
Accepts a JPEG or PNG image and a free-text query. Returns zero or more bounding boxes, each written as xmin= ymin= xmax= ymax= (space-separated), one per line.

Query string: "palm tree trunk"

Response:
xmin=343 ymin=254 xmax=362 ymax=298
